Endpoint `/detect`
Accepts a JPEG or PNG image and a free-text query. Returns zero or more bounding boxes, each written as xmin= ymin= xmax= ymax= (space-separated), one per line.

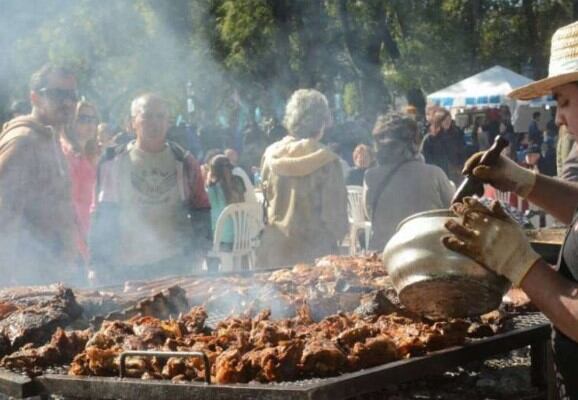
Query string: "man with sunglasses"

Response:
xmin=0 ymin=64 xmax=80 ymax=287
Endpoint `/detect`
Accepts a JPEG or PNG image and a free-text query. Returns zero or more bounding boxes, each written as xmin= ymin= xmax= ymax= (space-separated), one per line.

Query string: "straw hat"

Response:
xmin=509 ymin=21 xmax=578 ymax=100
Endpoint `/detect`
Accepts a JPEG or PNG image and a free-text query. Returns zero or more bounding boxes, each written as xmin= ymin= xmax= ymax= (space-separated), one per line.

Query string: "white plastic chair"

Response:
xmin=346 ymin=185 xmax=371 ymax=255
xmin=207 ymin=203 xmax=262 ymax=272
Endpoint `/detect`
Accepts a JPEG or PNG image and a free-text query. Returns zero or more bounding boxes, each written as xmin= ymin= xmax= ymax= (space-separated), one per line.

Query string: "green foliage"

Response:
xmin=1 ymin=0 xmax=577 ymax=124
xmin=343 ymin=82 xmax=361 ymax=117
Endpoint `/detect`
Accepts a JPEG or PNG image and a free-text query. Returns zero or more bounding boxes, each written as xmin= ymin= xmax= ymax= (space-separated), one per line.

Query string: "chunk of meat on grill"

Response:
xmin=336 ymin=325 xmax=376 ymax=349
xmin=348 ymin=335 xmax=398 ymax=370
xmin=1 ymin=343 xmax=60 ymax=374
xmin=354 ymin=289 xmax=399 ymax=318
xmin=0 ymin=302 xmax=18 ymax=320
xmin=300 ymin=339 xmax=347 ymax=377
xmin=308 ymin=312 xmax=358 ymax=339
xmin=214 ymin=348 xmax=250 ymax=384
xmin=0 ymin=288 xmax=82 ymax=355
xmin=131 ymin=316 xmax=169 ymax=347
xmin=91 ymin=286 xmax=189 ymax=329
xmin=70 ymin=346 xmax=121 ymax=376
xmin=244 ymin=339 xmax=304 ymax=382
xmin=426 ymin=320 xmax=470 ymax=351
xmin=181 ymin=306 xmax=208 ymax=334
xmin=250 ymin=320 xmax=293 ymax=347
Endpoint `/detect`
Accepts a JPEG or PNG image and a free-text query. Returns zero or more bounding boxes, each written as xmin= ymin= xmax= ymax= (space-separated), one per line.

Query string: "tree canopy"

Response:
xmin=0 ymin=0 xmax=576 ymax=124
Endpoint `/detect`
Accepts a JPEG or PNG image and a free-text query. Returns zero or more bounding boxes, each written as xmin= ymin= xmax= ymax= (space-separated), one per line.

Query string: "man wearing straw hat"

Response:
xmin=443 ymin=21 xmax=578 ymax=399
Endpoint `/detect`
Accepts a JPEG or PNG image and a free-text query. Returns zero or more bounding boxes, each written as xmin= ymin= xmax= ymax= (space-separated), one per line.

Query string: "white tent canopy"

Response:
xmin=427 ymin=65 xmax=553 ymax=109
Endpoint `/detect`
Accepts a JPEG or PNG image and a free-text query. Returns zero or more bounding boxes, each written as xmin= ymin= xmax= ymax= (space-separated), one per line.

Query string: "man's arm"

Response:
xmin=186 ymin=156 xmax=210 ymax=209
xmin=0 ymin=136 xmax=33 ymax=262
xmin=522 ymin=259 xmax=578 ymax=342
xmin=525 ymin=174 xmax=578 ymax=224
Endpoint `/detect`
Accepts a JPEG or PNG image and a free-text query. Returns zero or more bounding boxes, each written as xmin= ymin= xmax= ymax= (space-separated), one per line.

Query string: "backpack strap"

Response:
xmin=370 ymin=159 xmax=412 ymax=227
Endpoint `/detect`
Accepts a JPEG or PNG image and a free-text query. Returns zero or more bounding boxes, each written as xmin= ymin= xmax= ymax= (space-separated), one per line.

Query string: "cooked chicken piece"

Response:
xmin=1 ymin=328 xmax=91 ymax=374
xmin=336 ymin=325 xmax=376 ymax=348
xmin=0 ymin=302 xmax=18 ymax=320
xmin=124 ymin=356 xmax=149 ymax=378
xmin=131 ymin=316 xmax=168 ymax=347
xmin=426 ymin=320 xmax=470 ymax=351
xmin=250 ymin=320 xmax=293 ymax=347
xmin=0 ymin=288 xmax=82 ymax=354
xmin=69 ymin=346 xmax=121 ymax=376
xmin=214 ymin=348 xmax=249 ymax=384
xmin=354 ymin=290 xmax=399 ymax=318
xmin=243 ymin=340 xmax=304 ymax=382
xmin=181 ymin=306 xmax=208 ymax=334
xmin=300 ymin=339 xmax=347 ymax=377
xmin=348 ymin=335 xmax=398 ymax=369
xmin=1 ymin=343 xmax=60 ymax=373
xmin=161 ymin=357 xmax=186 ymax=379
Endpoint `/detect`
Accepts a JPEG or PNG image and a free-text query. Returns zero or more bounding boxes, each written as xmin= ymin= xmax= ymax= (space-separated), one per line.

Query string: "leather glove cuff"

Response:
xmin=510 ymin=167 xmax=536 ymax=198
xmin=498 ymin=245 xmax=541 ymax=286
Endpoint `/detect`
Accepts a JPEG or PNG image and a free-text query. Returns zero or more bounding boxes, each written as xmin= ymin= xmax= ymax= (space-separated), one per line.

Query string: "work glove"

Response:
xmin=442 ymin=197 xmax=541 ymax=286
xmin=462 ymin=152 xmax=536 ymax=198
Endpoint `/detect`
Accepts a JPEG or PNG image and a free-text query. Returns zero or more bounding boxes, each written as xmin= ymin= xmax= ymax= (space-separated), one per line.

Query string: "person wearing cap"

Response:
xmin=443 ymin=21 xmax=578 ymax=399
xmin=365 ymin=112 xmax=454 ymax=251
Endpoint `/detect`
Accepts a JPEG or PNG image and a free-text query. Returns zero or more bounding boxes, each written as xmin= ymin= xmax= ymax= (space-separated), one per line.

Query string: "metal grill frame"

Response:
xmin=29 ymin=321 xmax=551 ymax=400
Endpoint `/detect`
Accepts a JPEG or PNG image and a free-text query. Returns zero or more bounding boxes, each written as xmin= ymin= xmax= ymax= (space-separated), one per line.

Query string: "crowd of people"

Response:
xmin=0 ymin=62 xmax=572 ymax=288
xmin=4 ymin=18 xmax=578 ymax=398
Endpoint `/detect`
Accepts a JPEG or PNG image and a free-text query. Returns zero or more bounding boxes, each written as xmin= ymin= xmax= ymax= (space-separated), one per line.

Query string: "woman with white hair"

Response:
xmin=256 ymin=89 xmax=348 ymax=268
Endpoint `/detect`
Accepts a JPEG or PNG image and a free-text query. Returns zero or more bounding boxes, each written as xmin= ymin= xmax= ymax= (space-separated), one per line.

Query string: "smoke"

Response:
xmin=0 ymin=1 xmax=377 ymax=288
xmin=0 ymin=0 xmax=232 ymax=127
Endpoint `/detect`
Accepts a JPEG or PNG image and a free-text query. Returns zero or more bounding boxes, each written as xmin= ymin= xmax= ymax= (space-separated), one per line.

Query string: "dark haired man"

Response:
xmin=0 ymin=64 xmax=80 ymax=286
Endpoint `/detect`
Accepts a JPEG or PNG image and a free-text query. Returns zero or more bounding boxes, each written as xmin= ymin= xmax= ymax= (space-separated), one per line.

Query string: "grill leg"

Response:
xmin=530 ymin=339 xmax=557 ymax=400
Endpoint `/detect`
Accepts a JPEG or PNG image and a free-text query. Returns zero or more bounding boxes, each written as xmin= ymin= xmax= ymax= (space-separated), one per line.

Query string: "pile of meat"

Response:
xmin=0 ymin=255 xmax=527 ymax=384
xmin=66 ymin=304 xmax=470 ymax=384
xmin=111 ymin=255 xmax=390 ymax=321
xmin=0 ymin=287 xmax=82 ymax=357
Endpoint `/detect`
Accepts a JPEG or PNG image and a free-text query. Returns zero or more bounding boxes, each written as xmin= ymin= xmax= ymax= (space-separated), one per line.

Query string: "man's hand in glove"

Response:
xmin=442 ymin=197 xmax=542 ymax=286
xmin=462 ymin=152 xmax=536 ymax=198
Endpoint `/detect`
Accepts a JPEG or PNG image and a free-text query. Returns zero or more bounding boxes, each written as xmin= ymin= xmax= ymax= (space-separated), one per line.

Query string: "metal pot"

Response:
xmin=382 ymin=209 xmax=510 ymax=319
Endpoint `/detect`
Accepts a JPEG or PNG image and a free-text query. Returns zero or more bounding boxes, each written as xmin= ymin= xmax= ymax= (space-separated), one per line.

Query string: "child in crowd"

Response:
xmin=206 ymin=155 xmax=246 ymax=271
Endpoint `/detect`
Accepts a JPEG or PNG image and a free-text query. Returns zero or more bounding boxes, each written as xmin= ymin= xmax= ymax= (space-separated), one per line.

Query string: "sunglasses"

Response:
xmin=77 ymin=114 xmax=98 ymax=124
xmin=38 ymin=88 xmax=78 ymax=103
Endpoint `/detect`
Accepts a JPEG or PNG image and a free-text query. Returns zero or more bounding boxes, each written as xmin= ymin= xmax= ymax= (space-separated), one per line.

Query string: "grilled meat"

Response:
xmin=0 ymin=256 xmax=508 ymax=382
xmin=215 ymin=348 xmax=249 ymax=383
xmin=301 ymin=339 xmax=348 ymax=377
xmin=0 ymin=288 xmax=81 ymax=356
xmin=348 ymin=335 xmax=398 ymax=370
xmin=91 ymin=286 xmax=189 ymax=329
xmin=1 ymin=328 xmax=91 ymax=375
xmin=354 ymin=289 xmax=398 ymax=318
xmin=243 ymin=340 xmax=304 ymax=382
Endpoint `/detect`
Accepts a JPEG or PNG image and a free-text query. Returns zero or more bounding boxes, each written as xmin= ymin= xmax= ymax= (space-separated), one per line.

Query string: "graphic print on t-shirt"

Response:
xmin=130 ymin=167 xmax=177 ymax=205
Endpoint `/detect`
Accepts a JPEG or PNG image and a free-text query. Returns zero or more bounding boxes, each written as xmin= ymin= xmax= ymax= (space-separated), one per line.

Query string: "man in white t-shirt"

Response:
xmin=89 ymin=94 xmax=210 ymax=284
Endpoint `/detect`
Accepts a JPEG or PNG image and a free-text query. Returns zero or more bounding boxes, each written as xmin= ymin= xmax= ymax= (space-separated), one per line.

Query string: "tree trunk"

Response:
xmin=269 ymin=0 xmax=297 ymax=91
xmin=469 ymin=0 xmax=482 ymax=71
xmin=522 ymin=0 xmax=545 ymax=78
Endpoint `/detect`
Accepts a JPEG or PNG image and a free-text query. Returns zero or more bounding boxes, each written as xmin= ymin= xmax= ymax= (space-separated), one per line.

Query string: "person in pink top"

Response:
xmin=61 ymin=100 xmax=99 ymax=262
